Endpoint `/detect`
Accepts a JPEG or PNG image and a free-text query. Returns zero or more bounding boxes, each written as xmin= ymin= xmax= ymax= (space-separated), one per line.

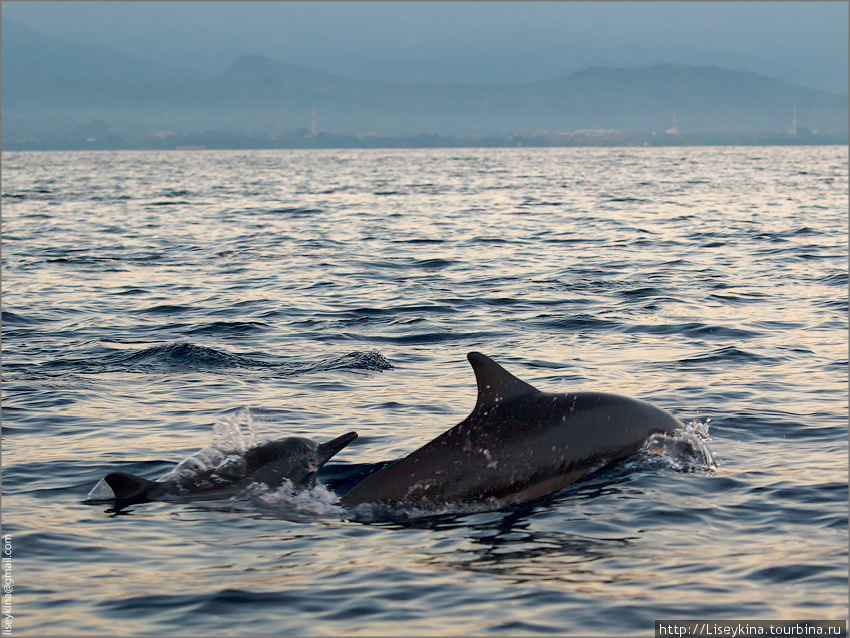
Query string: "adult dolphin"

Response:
xmin=341 ymin=352 xmax=681 ymax=508
xmin=100 ymin=432 xmax=357 ymax=509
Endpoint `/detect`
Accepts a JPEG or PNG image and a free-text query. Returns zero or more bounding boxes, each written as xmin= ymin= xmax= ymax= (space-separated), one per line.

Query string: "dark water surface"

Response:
xmin=2 ymin=147 xmax=847 ymax=635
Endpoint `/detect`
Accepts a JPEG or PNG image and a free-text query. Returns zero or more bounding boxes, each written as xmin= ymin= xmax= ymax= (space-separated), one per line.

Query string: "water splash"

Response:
xmin=211 ymin=407 xmax=259 ymax=453
xmin=641 ymin=418 xmax=716 ymax=472
xmin=158 ymin=408 xmax=260 ymax=486
xmin=249 ymin=480 xmax=347 ymax=519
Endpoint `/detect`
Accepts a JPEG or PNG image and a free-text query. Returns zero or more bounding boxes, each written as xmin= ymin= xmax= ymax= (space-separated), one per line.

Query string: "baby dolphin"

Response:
xmin=100 ymin=431 xmax=358 ymax=509
xmin=341 ymin=352 xmax=680 ymax=508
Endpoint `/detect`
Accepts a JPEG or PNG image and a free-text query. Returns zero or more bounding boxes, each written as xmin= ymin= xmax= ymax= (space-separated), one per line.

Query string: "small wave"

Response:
xmin=45 ymin=252 xmax=163 ymax=266
xmin=394 ymin=238 xmax=446 ymax=245
xmin=536 ymin=314 xmax=619 ymax=331
xmin=676 ymin=345 xmax=771 ymax=366
xmin=368 ymin=331 xmax=503 ymax=345
xmin=43 ymin=342 xmax=393 ymax=376
xmin=606 ymin=196 xmax=648 ymax=203
xmin=338 ymin=304 xmax=456 ymax=319
xmin=159 ymin=189 xmax=194 ymax=198
xmin=534 ymin=278 xmax=630 ymax=294
xmin=136 ymin=304 xmax=196 ymax=315
xmin=2 ymin=188 xmax=54 ymax=200
xmin=618 ymin=286 xmax=662 ymax=298
xmin=303 ymin=350 xmax=394 ymax=373
xmin=414 ymin=258 xmax=454 ymax=269
xmin=116 ymin=342 xmax=253 ymax=370
xmin=187 ymin=321 xmax=269 ymax=335
xmin=708 ymin=291 xmax=769 ymax=304
xmin=472 ymin=236 xmax=516 ymax=244
xmin=267 ymin=207 xmax=323 ymax=215
xmin=815 ymin=272 xmax=848 ymax=287
xmin=539 ymin=237 xmax=595 ymax=244
xmin=777 ymin=226 xmax=822 ymax=238
xmin=1 ymin=310 xmax=40 ymax=326
xmin=112 ymin=288 xmax=149 ymax=296
xmin=626 ymin=322 xmax=758 ymax=340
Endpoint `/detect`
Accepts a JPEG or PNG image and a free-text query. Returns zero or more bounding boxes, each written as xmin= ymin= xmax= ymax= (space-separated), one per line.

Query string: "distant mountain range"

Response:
xmin=2 ymin=19 xmax=847 ymax=147
xmin=1 ymin=19 xmax=191 ymax=81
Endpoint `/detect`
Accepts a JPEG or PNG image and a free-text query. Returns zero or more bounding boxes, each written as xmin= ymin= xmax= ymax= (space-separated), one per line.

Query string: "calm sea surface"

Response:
xmin=2 ymin=147 xmax=847 ymax=636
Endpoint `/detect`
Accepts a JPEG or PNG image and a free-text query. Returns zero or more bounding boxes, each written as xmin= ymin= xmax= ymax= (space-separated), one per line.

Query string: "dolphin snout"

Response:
xmin=316 ymin=431 xmax=358 ymax=467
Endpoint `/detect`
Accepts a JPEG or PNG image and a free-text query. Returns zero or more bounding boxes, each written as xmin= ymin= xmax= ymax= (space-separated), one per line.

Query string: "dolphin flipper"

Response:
xmin=104 ymin=471 xmax=158 ymax=504
xmin=467 ymin=351 xmax=540 ymax=411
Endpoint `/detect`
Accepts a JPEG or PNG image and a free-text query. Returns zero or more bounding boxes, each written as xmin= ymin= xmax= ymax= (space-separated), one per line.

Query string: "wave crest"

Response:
xmin=40 ymin=342 xmax=393 ymax=375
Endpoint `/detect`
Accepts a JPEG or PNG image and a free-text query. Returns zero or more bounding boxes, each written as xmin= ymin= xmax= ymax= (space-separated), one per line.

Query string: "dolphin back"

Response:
xmin=341 ymin=352 xmax=681 ymax=508
xmin=99 ymin=431 xmax=359 ymax=509
xmin=243 ymin=432 xmax=359 ymax=490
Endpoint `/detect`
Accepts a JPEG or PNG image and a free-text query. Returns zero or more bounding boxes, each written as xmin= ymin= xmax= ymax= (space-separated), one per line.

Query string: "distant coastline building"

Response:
xmin=665 ymin=113 xmax=679 ymax=135
xmin=309 ymin=106 xmax=318 ymax=137
xmin=789 ymin=103 xmax=797 ymax=137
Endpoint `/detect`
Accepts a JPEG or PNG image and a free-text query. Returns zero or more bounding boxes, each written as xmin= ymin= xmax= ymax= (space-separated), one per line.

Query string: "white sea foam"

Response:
xmin=250 ymin=480 xmax=347 ymax=518
xmin=642 ymin=418 xmax=716 ymax=472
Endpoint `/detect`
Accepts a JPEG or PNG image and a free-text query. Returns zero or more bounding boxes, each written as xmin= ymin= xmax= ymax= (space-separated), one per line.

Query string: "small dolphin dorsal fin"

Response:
xmin=104 ymin=471 xmax=156 ymax=501
xmin=467 ymin=352 xmax=540 ymax=411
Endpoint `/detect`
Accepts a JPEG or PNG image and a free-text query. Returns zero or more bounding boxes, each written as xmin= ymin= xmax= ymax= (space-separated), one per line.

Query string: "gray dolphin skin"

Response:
xmin=341 ymin=352 xmax=681 ymax=508
xmin=103 ymin=432 xmax=357 ymax=509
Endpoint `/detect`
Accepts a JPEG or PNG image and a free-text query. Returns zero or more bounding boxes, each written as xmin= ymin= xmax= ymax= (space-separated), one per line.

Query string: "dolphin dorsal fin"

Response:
xmin=104 ymin=471 xmax=156 ymax=501
xmin=467 ymin=352 xmax=540 ymax=411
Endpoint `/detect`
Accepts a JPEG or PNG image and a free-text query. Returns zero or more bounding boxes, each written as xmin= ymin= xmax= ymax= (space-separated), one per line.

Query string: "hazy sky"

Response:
xmin=4 ymin=1 xmax=848 ymax=92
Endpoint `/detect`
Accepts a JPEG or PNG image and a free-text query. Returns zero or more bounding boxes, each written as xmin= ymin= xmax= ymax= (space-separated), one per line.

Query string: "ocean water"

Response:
xmin=2 ymin=146 xmax=847 ymax=636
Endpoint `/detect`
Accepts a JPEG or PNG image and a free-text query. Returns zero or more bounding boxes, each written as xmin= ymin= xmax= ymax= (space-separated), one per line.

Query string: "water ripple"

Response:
xmin=2 ymin=146 xmax=846 ymax=636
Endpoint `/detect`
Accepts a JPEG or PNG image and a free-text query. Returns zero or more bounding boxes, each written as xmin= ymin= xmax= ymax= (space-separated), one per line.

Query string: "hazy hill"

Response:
xmin=213 ymin=54 xmax=340 ymax=85
xmin=1 ymin=18 xmax=190 ymax=81
xmin=529 ymin=64 xmax=846 ymax=132
xmin=2 ymin=22 xmax=847 ymax=145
